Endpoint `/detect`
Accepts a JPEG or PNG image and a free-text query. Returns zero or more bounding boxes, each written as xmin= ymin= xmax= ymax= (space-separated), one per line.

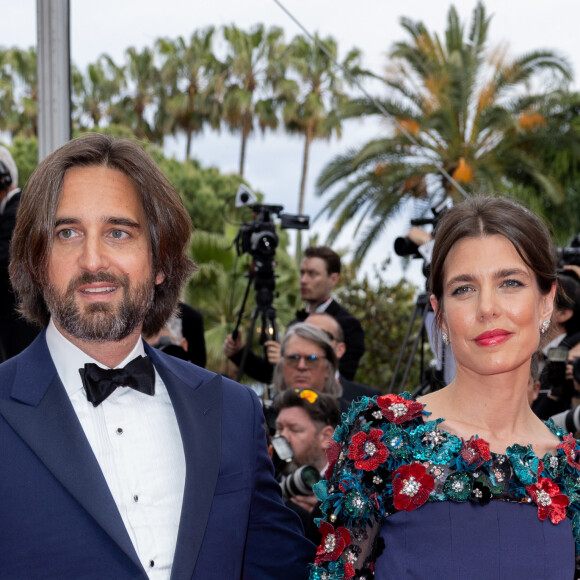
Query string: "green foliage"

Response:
xmin=154 ymin=154 xmax=244 ymax=234
xmin=6 ymin=136 xmax=38 ymax=187
xmin=335 ymin=262 xmax=425 ymax=393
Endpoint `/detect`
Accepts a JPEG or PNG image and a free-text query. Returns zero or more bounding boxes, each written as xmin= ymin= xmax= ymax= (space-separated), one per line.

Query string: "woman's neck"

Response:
xmin=419 ymin=367 xmax=559 ymax=455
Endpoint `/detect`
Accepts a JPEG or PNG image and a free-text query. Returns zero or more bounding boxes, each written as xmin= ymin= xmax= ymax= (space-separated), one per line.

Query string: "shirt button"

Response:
xmin=133 ymin=495 xmax=139 ymax=503
xmin=116 ymin=427 xmax=123 ymax=435
xmin=149 ymin=560 xmax=155 ymax=568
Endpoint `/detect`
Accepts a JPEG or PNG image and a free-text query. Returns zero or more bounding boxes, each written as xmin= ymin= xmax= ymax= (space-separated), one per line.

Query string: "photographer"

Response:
xmin=272 ymin=388 xmax=340 ymax=544
xmin=533 ymin=271 xmax=580 ymax=420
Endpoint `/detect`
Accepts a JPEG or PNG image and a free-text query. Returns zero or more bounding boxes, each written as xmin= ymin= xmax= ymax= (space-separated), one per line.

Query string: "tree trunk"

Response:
xmin=185 ymin=129 xmax=193 ymax=160
xmin=239 ymin=130 xmax=247 ymax=177
xmin=296 ymin=126 xmax=313 ymax=265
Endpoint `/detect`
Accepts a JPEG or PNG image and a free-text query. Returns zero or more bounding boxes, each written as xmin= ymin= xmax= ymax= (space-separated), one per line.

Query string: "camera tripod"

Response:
xmin=387 ymin=291 xmax=446 ymax=397
xmin=232 ymin=267 xmax=279 ymax=384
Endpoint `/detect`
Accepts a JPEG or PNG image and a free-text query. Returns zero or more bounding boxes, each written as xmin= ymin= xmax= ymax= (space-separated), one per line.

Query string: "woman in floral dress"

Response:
xmin=310 ymin=196 xmax=580 ymax=579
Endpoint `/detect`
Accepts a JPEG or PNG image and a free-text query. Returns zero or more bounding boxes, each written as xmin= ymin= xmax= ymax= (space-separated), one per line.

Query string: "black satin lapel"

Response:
xmin=163 ymin=370 xmax=223 ymax=580
xmin=0 ymin=377 xmax=143 ymax=572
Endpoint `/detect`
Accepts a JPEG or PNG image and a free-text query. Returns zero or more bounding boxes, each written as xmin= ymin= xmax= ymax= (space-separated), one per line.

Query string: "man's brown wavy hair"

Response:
xmin=9 ymin=133 xmax=197 ymax=336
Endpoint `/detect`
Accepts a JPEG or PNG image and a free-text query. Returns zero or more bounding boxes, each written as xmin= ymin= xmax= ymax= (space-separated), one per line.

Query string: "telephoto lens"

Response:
xmin=280 ymin=465 xmax=321 ymax=499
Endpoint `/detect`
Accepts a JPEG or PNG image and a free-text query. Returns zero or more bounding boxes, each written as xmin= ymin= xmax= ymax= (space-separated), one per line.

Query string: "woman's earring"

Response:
xmin=540 ymin=320 xmax=551 ymax=335
xmin=442 ymin=332 xmax=450 ymax=346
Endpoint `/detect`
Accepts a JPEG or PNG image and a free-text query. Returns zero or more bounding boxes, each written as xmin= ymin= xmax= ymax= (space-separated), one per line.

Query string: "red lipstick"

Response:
xmin=474 ymin=329 xmax=512 ymax=347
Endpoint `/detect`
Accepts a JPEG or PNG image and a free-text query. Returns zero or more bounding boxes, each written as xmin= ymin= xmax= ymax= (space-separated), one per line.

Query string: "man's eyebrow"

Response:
xmin=54 ymin=217 xmax=142 ymax=229
xmin=105 ymin=217 xmax=142 ymax=229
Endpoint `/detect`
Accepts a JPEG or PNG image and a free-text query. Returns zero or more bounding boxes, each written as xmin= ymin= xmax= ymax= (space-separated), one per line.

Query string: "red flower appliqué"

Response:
xmin=460 ymin=436 xmax=491 ymax=468
xmin=557 ymin=433 xmax=580 ymax=470
xmin=377 ymin=394 xmax=424 ymax=424
xmin=325 ymin=439 xmax=341 ymax=479
xmin=525 ymin=477 xmax=570 ymax=524
xmin=392 ymin=462 xmax=434 ymax=512
xmin=348 ymin=429 xmax=389 ymax=471
xmin=315 ymin=521 xmax=351 ymax=565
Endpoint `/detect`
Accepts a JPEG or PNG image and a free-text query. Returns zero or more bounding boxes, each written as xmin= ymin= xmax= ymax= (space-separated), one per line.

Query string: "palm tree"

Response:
xmin=5 ymin=47 xmax=37 ymax=137
xmin=0 ymin=48 xmax=19 ymax=136
xmin=109 ymin=46 xmax=161 ymax=142
xmin=156 ymin=28 xmax=223 ymax=160
xmin=284 ymin=33 xmax=365 ymax=259
xmin=316 ymin=2 xmax=574 ymax=263
xmin=222 ymin=24 xmax=287 ymax=177
xmin=71 ymin=55 xmax=124 ymax=130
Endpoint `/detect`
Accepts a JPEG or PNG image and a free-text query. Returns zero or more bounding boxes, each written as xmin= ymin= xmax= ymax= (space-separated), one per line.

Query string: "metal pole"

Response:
xmin=37 ymin=0 xmax=71 ymax=161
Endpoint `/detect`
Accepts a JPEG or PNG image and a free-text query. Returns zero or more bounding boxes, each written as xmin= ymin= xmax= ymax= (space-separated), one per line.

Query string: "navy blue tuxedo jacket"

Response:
xmin=0 ymin=332 xmax=314 ymax=579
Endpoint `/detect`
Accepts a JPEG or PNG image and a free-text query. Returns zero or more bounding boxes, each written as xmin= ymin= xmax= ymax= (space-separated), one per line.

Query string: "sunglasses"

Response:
xmin=283 ymin=354 xmax=326 ymax=368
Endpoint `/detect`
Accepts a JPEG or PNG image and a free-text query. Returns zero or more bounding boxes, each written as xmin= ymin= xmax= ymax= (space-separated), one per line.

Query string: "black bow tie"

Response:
xmin=79 ymin=355 xmax=155 ymax=407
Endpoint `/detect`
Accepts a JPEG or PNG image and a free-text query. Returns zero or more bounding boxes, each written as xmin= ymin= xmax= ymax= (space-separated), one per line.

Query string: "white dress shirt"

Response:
xmin=46 ymin=320 xmax=186 ymax=579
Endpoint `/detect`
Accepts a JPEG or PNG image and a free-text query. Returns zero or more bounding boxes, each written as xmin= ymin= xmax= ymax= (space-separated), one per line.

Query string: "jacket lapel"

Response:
xmin=0 ymin=336 xmax=143 ymax=572
xmin=147 ymin=347 xmax=223 ymax=580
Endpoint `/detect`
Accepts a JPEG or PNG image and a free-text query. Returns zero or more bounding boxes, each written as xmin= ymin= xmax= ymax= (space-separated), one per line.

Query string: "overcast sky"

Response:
xmin=3 ymin=0 xmax=580 ymax=286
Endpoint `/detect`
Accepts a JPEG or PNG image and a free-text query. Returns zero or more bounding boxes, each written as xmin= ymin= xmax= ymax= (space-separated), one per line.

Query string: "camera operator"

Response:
xmin=272 ymin=388 xmax=340 ymax=544
xmin=533 ymin=271 xmax=580 ymax=420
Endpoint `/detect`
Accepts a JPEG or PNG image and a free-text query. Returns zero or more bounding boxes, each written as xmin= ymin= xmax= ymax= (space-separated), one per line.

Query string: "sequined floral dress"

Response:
xmin=309 ymin=393 xmax=580 ymax=580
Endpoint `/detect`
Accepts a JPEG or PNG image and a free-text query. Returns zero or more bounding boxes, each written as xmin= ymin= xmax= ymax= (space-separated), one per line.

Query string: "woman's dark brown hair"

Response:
xmin=429 ymin=195 xmax=557 ymax=325
xmin=9 ymin=133 xmax=196 ymax=335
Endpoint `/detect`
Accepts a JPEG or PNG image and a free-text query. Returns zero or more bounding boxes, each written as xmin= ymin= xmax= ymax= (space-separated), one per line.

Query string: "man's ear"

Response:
xmin=319 ymin=425 xmax=335 ymax=448
xmin=155 ymin=271 xmax=165 ymax=285
xmin=328 ymin=272 xmax=339 ymax=288
xmin=556 ymin=308 xmax=573 ymax=325
xmin=335 ymin=341 xmax=346 ymax=360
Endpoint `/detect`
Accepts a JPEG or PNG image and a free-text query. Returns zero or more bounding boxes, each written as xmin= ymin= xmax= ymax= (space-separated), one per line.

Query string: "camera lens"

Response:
xmin=251 ymin=230 xmax=278 ymax=255
xmin=280 ymin=465 xmax=321 ymax=499
xmin=394 ymin=236 xmax=419 ymax=257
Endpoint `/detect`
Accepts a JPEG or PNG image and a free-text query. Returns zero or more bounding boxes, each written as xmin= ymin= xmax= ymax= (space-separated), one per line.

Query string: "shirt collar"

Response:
xmin=305 ymin=296 xmax=334 ymax=314
xmin=46 ymin=318 xmax=146 ymax=397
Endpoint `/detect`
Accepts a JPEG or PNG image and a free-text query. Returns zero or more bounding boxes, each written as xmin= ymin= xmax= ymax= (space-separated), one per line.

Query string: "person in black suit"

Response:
xmin=224 ymin=245 xmax=365 ymax=382
xmin=0 ymin=146 xmax=39 ymax=361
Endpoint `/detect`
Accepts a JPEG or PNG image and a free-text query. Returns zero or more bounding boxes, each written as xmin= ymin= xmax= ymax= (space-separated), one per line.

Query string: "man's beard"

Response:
xmin=294 ymin=437 xmax=325 ymax=471
xmin=44 ymin=272 xmax=156 ymax=342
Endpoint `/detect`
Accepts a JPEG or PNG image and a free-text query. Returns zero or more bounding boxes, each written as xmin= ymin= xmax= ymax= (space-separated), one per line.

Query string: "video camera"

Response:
xmin=230 ymin=188 xmax=310 ymax=381
xmin=235 ymin=203 xmax=309 ymax=263
xmin=393 ymin=198 xmax=451 ymax=260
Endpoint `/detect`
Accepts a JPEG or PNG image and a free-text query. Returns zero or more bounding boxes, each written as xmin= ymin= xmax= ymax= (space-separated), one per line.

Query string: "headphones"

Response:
xmin=0 ymin=161 xmax=12 ymax=191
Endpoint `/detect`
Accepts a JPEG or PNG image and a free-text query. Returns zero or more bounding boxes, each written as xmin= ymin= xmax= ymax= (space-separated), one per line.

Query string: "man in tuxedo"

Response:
xmin=0 ymin=134 xmax=314 ymax=579
xmin=224 ymin=245 xmax=365 ymax=383
xmin=0 ymin=146 xmax=39 ymax=361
